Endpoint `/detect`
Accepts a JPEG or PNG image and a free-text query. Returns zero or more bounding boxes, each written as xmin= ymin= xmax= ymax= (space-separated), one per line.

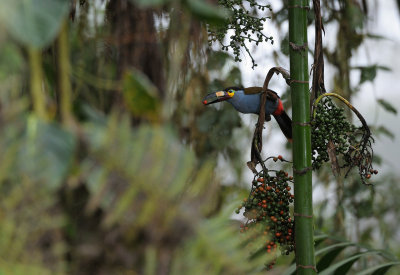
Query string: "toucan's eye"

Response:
xmin=227 ymin=89 xmax=235 ymax=97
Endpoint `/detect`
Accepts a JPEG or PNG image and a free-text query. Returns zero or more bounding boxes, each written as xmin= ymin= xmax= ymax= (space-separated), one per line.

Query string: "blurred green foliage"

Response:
xmin=0 ymin=0 xmax=259 ymax=274
xmin=0 ymin=0 xmax=399 ymax=274
xmin=0 ymin=104 xmax=255 ymax=274
xmin=123 ymin=70 xmax=161 ymax=121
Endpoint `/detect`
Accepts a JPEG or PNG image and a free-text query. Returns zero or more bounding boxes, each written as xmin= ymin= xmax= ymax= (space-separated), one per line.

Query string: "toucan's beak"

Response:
xmin=202 ymin=91 xmax=230 ymax=105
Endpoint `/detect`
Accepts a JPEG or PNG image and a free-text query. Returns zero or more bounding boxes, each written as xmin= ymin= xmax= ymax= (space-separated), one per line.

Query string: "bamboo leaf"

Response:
xmin=333 ymin=258 xmax=359 ymax=275
xmin=316 ymin=242 xmax=355 ymax=256
xmin=355 ymin=65 xmax=391 ymax=84
xmin=316 ymin=242 xmax=355 ymax=273
xmin=318 ymin=251 xmax=382 ymax=275
xmin=377 ymin=99 xmax=397 ymax=115
xmin=317 ymin=249 xmax=344 ymax=273
xmin=356 ymin=262 xmax=400 ymax=275
xmin=365 ymin=33 xmax=388 ymax=40
xmin=314 ymin=234 xmax=329 ymax=246
xmin=374 ymin=126 xmax=395 ymax=140
xmin=284 ymin=236 xmax=398 ymax=275
xmin=359 ymin=66 xmax=377 ymax=84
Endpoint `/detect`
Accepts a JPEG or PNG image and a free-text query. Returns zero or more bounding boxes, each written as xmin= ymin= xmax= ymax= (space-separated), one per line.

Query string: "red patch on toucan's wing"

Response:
xmin=272 ymin=99 xmax=284 ymax=116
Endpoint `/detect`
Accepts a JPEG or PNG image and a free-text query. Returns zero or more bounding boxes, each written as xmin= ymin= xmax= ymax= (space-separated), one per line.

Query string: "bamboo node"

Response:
xmin=294 ymin=212 xmax=313 ymax=218
xmin=296 ymin=264 xmax=318 ymax=272
xmin=293 ymin=166 xmax=312 ymax=175
xmin=289 ymin=42 xmax=308 ymax=52
xmin=293 ymin=121 xmax=311 ymax=127
xmin=289 ymin=79 xmax=309 ymax=85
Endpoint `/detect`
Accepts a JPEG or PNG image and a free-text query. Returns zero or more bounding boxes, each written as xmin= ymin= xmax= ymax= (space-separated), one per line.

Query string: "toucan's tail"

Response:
xmin=273 ymin=111 xmax=292 ymax=141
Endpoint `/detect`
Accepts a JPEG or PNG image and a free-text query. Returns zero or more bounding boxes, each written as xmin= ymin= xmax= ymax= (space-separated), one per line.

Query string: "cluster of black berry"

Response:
xmin=208 ymin=0 xmax=274 ymax=68
xmin=237 ymin=156 xmax=294 ymax=269
xmin=311 ymin=96 xmax=377 ymax=182
xmin=311 ymin=97 xmax=353 ymax=170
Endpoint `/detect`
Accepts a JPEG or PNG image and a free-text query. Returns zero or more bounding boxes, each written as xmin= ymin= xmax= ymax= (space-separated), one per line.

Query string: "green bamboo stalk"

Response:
xmin=28 ymin=47 xmax=47 ymax=120
xmin=288 ymin=1 xmax=316 ymax=274
xmin=57 ymin=20 xmax=74 ymax=126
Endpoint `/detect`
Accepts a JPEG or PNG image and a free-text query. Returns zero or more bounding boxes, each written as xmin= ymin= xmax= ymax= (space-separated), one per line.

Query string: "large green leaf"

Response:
xmin=318 ymin=251 xmax=382 ymax=275
xmin=0 ymin=0 xmax=69 ymax=48
xmin=17 ymin=116 xmax=76 ymax=190
xmin=184 ymin=0 xmax=229 ymax=25
xmin=283 ymin=236 xmax=399 ymax=275
xmin=356 ymin=262 xmax=400 ymax=275
xmin=123 ymin=69 xmax=160 ymax=120
xmin=316 ymin=242 xmax=355 ymax=272
xmin=314 ymin=234 xmax=330 ymax=246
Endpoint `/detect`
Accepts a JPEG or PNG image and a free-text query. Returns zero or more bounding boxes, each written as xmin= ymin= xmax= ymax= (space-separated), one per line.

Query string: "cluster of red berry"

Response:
xmin=237 ymin=156 xmax=295 ymax=269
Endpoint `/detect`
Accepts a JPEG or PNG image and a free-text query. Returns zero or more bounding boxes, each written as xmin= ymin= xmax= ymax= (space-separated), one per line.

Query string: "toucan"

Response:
xmin=202 ymin=86 xmax=292 ymax=140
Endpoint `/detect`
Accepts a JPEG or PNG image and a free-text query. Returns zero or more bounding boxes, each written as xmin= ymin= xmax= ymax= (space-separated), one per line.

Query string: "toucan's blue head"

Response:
xmin=202 ymin=87 xmax=241 ymax=105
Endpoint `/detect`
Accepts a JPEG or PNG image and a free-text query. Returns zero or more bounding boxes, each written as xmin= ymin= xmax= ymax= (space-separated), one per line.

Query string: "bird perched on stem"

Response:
xmin=202 ymin=86 xmax=292 ymax=141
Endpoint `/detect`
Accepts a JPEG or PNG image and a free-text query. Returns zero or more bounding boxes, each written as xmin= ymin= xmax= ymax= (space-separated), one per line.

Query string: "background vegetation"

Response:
xmin=0 ymin=0 xmax=399 ymax=274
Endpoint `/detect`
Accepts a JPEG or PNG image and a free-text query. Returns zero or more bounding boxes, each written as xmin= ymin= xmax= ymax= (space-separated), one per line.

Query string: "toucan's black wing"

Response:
xmin=243 ymin=86 xmax=263 ymax=94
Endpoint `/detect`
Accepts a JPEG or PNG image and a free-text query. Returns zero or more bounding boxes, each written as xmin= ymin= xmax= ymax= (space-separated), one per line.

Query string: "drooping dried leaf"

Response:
xmin=327 ymin=140 xmax=340 ymax=178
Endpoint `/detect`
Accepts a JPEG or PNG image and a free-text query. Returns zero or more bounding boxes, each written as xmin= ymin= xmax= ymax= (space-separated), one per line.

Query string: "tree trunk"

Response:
xmin=106 ymin=0 xmax=165 ymax=98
